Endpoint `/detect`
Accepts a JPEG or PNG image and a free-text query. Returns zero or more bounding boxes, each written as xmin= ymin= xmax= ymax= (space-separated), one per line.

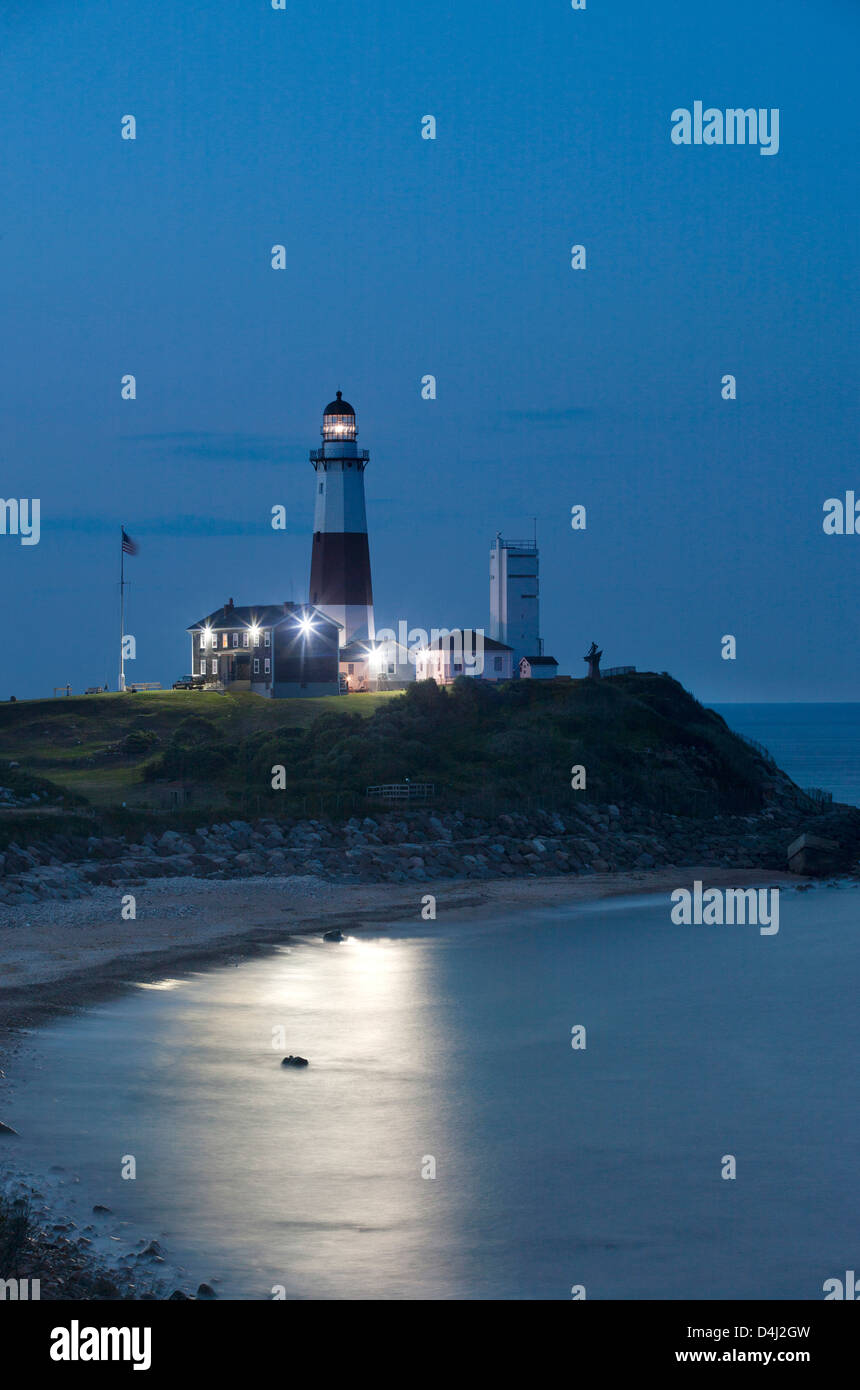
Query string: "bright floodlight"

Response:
xmin=298 ymin=615 xmax=315 ymax=636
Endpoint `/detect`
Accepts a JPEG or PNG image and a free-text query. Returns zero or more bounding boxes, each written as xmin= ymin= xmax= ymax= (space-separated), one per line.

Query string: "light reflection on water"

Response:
xmin=4 ymin=890 xmax=860 ymax=1300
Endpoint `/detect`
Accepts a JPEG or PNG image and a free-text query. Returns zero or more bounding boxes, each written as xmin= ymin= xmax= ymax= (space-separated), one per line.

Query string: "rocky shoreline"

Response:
xmin=0 ymin=1185 xmax=218 ymax=1300
xmin=0 ymin=1189 xmax=155 ymax=1301
xmin=3 ymin=797 xmax=860 ymax=911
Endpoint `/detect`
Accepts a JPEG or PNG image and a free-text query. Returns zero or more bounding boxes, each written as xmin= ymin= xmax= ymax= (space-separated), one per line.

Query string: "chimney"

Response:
xmin=226 ymin=597 xmax=234 ymax=610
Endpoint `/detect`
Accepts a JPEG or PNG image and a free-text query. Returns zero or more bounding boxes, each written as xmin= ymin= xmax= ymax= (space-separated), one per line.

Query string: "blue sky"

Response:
xmin=1 ymin=0 xmax=857 ymax=700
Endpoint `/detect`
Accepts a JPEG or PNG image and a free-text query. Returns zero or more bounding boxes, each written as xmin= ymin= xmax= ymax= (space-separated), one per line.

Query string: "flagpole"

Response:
xmin=119 ymin=527 xmax=126 ymax=692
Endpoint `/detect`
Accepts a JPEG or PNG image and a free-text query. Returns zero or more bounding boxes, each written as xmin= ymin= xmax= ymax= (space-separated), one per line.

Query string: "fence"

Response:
xmin=736 ymin=733 xmax=777 ymax=766
xmin=602 ymin=666 xmax=635 ymax=677
xmin=365 ymin=782 xmax=436 ymax=803
xmin=802 ymin=786 xmax=833 ymax=807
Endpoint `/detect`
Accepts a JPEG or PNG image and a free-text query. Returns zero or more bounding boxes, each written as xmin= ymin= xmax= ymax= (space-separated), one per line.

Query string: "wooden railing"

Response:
xmin=365 ymin=782 xmax=436 ymax=802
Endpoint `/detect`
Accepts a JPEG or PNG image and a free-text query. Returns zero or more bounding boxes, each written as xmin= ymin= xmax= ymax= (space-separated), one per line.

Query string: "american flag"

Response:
xmin=121 ymin=528 xmax=138 ymax=556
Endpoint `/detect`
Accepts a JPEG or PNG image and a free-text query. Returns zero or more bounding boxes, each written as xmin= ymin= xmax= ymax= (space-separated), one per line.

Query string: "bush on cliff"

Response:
xmin=137 ymin=672 xmax=788 ymax=816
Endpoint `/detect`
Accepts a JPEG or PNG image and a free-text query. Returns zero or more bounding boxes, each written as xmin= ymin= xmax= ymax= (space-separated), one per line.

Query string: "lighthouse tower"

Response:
xmin=309 ymin=391 xmax=375 ymax=646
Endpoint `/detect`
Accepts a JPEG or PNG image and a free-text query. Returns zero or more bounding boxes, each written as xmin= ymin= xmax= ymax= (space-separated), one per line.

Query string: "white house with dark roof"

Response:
xmin=414 ymin=630 xmax=514 ymax=684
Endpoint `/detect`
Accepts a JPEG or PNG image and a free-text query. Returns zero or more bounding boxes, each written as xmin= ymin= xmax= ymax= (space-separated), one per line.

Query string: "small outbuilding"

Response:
xmin=519 ymin=655 xmax=559 ymax=680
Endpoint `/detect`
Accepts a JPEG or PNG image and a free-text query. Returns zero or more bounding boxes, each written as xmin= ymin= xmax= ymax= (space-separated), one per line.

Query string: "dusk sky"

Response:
xmin=1 ymin=0 xmax=856 ymax=701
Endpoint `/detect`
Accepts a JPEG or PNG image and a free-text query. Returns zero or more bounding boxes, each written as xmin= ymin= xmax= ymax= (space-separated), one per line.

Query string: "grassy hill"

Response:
xmin=0 ymin=689 xmax=397 ymax=810
xmin=0 ymin=675 xmax=804 ymax=837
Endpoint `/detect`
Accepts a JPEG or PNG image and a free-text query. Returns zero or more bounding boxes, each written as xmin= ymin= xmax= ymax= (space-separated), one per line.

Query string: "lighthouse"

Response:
xmin=308 ymin=391 xmax=375 ymax=646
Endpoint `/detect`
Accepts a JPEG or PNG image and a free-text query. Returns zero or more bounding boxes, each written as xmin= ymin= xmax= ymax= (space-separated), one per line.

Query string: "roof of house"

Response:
xmin=187 ymin=602 xmax=340 ymax=633
xmin=423 ymin=630 xmax=513 ymax=652
xmin=520 ymin=655 xmax=559 ymax=666
xmin=340 ymin=637 xmax=411 ymax=661
xmin=339 ymin=640 xmax=374 ymax=661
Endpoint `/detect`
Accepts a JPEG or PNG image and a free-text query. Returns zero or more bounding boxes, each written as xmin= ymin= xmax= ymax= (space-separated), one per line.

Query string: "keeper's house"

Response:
xmin=188 ymin=598 xmax=340 ymax=698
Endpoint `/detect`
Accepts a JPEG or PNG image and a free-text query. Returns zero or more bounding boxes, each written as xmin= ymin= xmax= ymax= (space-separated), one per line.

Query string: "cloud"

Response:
xmin=119 ymin=432 xmax=303 ymax=463
xmin=48 ymin=513 xmax=308 ymax=538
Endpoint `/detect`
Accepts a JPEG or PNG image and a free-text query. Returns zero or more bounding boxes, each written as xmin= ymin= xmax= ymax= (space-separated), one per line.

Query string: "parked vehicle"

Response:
xmin=172 ymin=675 xmax=205 ymax=691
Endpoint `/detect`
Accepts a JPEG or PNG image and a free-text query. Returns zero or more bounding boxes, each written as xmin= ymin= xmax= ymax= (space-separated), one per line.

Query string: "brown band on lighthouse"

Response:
xmin=309 ymin=532 xmax=374 ymax=607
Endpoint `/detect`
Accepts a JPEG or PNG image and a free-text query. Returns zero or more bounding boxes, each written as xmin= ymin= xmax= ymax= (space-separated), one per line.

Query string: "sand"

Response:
xmin=0 ymin=866 xmax=797 ymax=1060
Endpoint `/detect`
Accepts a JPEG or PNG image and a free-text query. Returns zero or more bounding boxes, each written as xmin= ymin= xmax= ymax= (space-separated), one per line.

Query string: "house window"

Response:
xmin=347 ymin=663 xmax=354 ymax=674
xmin=319 ymin=482 xmax=324 ymax=494
xmin=200 ymin=660 xmax=206 ymax=676
xmin=494 ymin=656 xmax=502 ymax=671
xmin=222 ymin=633 xmax=227 ymax=648
xmin=232 ymin=632 xmax=238 ymax=647
xmin=253 ymin=658 xmax=260 ymax=675
xmin=454 ymin=663 xmax=462 ymax=673
xmin=388 ymin=663 xmax=395 ymax=675
xmin=264 ymin=658 xmax=271 ymax=674
xmin=242 ymin=632 xmax=249 ymax=647
xmin=212 ymin=658 xmax=218 ymax=675
xmin=254 ymin=631 xmax=260 ymax=647
xmin=264 ymin=631 xmax=271 ymax=647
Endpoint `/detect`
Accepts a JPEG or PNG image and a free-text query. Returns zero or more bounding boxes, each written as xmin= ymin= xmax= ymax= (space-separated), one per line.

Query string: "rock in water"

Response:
xmin=281 ymin=1055 xmax=309 ymax=1068
xmin=197 ymin=1283 xmax=216 ymax=1299
xmin=323 ymin=929 xmax=344 ymax=942
xmin=0 ymin=1120 xmax=18 ymax=1136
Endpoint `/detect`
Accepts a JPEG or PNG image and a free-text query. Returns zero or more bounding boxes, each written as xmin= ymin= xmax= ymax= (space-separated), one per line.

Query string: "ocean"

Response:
xmin=711 ymin=704 xmax=860 ymax=807
xmin=4 ymin=883 xmax=860 ymax=1301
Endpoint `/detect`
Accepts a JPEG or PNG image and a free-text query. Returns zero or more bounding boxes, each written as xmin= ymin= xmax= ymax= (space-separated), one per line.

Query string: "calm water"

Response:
xmin=712 ymin=703 xmax=860 ymax=807
xmin=4 ymin=887 xmax=860 ymax=1300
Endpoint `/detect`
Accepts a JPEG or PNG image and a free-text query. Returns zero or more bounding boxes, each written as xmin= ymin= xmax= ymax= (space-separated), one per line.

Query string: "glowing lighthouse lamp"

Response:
xmin=322 ymin=393 xmax=357 ymax=442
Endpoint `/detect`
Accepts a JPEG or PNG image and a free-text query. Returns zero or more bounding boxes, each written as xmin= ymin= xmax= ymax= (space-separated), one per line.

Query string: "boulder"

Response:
xmin=281 ymin=1055 xmax=309 ymax=1068
xmin=786 ymin=833 xmax=841 ymax=876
